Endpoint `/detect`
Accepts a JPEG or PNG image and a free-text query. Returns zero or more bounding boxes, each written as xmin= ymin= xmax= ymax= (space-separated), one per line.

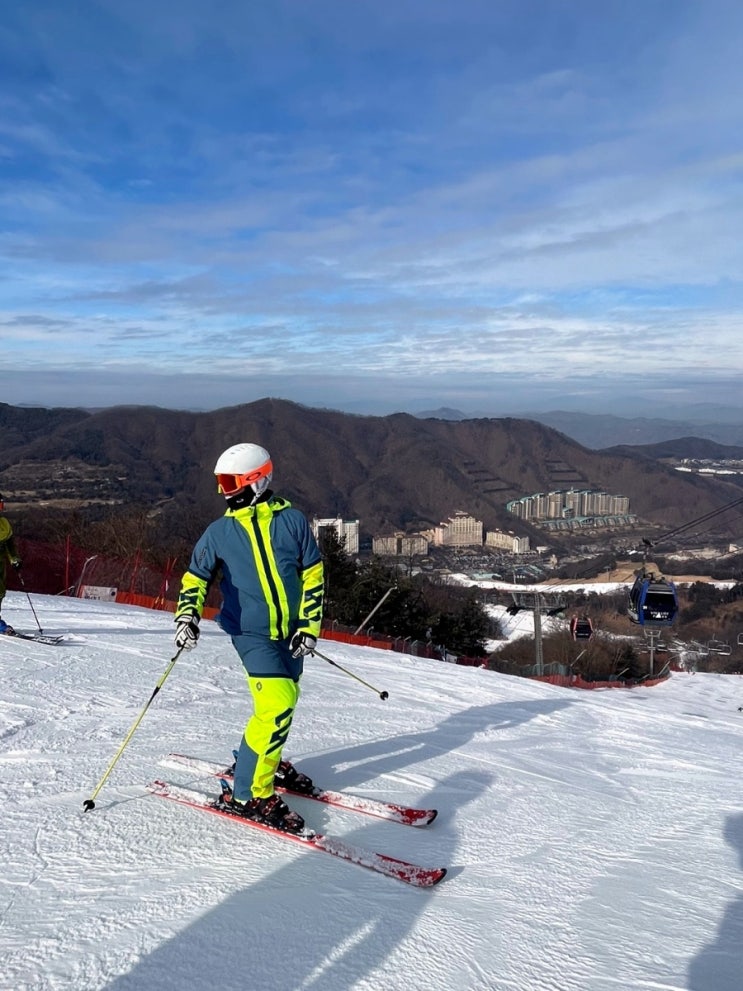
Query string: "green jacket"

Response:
xmin=0 ymin=516 xmax=19 ymax=598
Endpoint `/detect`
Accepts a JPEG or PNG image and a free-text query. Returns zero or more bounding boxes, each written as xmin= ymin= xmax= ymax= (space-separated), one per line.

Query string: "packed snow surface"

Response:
xmin=1 ymin=591 xmax=742 ymax=991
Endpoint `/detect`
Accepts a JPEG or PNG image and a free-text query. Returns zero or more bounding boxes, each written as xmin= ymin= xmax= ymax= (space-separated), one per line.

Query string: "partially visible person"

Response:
xmin=0 ymin=493 xmax=22 ymax=634
xmin=174 ymin=443 xmax=324 ymax=833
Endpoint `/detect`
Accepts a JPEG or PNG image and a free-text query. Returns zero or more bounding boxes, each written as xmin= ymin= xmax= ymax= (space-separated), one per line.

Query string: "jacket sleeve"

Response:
xmin=175 ymin=528 xmax=220 ymax=619
xmin=295 ymin=517 xmax=324 ymax=638
xmin=176 ymin=571 xmax=210 ymax=619
xmin=297 ymin=558 xmax=324 ymax=638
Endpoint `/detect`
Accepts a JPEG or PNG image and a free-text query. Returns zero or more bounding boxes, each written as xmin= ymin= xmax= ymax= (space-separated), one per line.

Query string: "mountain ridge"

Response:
xmin=417 ymin=407 xmax=743 ymax=448
xmin=2 ymin=399 xmax=742 ymax=540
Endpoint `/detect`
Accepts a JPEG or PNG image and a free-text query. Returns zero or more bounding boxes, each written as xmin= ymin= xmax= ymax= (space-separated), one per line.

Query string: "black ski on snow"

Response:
xmin=147 ymin=779 xmax=447 ymax=888
xmin=1 ymin=629 xmax=66 ymax=645
xmin=159 ymin=752 xmax=438 ymax=827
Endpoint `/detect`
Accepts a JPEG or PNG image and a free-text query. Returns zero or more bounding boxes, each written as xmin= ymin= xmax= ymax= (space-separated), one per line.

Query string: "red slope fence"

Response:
xmin=9 ymin=537 xmax=482 ymax=658
xmin=8 ymin=538 xmax=667 ymax=687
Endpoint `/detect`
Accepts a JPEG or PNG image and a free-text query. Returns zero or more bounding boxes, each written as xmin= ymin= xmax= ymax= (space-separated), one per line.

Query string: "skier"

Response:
xmin=0 ymin=493 xmax=22 ymax=634
xmin=173 ymin=443 xmax=324 ymax=833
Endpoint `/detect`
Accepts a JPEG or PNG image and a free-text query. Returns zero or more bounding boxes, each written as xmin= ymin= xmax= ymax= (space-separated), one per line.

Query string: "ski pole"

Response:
xmin=311 ymin=647 xmax=389 ymax=700
xmin=18 ymin=573 xmax=43 ymax=633
xmin=83 ymin=647 xmax=184 ymax=811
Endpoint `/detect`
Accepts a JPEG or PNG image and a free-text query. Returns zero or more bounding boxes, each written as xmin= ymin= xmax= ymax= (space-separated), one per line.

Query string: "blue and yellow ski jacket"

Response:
xmin=176 ymin=496 xmax=324 ymax=640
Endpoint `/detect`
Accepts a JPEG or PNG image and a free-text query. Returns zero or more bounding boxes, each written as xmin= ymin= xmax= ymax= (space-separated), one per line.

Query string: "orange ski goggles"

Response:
xmin=216 ymin=460 xmax=273 ymax=496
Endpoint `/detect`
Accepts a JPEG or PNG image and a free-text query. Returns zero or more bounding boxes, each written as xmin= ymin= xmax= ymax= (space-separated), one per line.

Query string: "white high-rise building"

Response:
xmin=312 ymin=517 xmax=360 ymax=554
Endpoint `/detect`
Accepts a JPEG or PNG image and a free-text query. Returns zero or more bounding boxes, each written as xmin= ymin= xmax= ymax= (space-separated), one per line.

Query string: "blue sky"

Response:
xmin=1 ymin=0 xmax=742 ymax=417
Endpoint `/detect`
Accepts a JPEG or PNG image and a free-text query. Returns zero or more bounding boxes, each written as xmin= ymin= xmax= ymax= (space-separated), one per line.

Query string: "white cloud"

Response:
xmin=0 ymin=2 xmax=742 ymax=414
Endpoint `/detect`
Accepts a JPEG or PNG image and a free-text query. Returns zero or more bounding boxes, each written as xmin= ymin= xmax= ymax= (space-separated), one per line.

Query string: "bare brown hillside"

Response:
xmin=1 ymin=399 xmax=741 ymax=540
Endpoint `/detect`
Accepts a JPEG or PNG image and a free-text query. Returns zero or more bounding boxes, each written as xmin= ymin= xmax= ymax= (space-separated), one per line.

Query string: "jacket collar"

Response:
xmin=225 ymin=495 xmax=291 ymax=519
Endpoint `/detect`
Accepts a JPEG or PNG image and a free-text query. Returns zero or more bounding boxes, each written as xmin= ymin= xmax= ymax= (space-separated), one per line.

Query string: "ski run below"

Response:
xmin=1 ymin=590 xmax=742 ymax=991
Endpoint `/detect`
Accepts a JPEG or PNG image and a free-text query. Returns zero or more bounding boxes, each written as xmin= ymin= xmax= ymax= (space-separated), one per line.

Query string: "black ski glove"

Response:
xmin=175 ymin=613 xmax=200 ymax=650
xmin=290 ymin=632 xmax=317 ymax=658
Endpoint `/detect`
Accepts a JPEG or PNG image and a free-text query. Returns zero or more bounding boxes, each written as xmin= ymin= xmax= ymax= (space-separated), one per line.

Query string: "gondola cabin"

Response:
xmin=628 ymin=574 xmax=678 ymax=627
xmin=570 ymin=615 xmax=594 ymax=640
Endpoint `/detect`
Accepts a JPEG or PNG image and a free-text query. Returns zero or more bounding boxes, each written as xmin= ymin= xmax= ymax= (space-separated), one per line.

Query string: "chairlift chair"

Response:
xmin=688 ymin=640 xmax=710 ymax=657
xmin=707 ymin=639 xmax=732 ymax=656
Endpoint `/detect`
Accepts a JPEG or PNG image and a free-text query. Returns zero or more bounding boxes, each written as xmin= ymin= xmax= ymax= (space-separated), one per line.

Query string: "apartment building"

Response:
xmin=311 ymin=517 xmax=360 ymax=554
xmin=372 ymin=532 xmax=430 ymax=556
xmin=484 ymin=529 xmax=530 ymax=554
xmin=507 ymin=489 xmax=630 ymax=522
xmin=431 ymin=511 xmax=484 ymax=547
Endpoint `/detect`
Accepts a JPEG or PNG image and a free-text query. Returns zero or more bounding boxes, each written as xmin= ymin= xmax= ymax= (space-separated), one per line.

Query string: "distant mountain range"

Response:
xmin=2 ymin=399 xmax=743 ymax=540
xmin=418 ymin=407 xmax=743 ymax=449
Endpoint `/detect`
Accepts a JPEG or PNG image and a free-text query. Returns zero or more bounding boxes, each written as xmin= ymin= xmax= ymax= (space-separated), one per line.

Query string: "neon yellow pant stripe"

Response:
xmin=244 ymin=676 xmax=300 ymax=798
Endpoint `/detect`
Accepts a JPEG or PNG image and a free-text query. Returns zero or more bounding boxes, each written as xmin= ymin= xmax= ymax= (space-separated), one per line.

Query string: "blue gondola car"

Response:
xmin=628 ymin=573 xmax=678 ymax=627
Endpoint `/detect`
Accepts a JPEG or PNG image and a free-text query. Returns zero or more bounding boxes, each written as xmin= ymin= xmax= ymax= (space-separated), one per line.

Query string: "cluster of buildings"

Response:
xmin=311 ymin=488 xmax=636 ymax=559
xmin=312 ymin=512 xmax=529 ymax=557
xmin=506 ymin=489 xmax=636 ymax=531
xmin=674 ymin=459 xmax=743 ymax=477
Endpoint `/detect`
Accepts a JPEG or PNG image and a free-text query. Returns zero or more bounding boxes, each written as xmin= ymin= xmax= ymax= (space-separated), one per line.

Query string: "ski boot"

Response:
xmin=227 ymin=793 xmax=304 ymax=833
xmin=275 ymin=760 xmax=315 ymax=795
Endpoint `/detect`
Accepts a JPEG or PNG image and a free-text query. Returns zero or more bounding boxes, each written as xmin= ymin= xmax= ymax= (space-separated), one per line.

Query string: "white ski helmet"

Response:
xmin=214 ymin=443 xmax=273 ymax=500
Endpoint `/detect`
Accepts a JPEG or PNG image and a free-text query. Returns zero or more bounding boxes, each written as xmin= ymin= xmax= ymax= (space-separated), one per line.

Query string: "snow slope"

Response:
xmin=1 ymin=591 xmax=742 ymax=991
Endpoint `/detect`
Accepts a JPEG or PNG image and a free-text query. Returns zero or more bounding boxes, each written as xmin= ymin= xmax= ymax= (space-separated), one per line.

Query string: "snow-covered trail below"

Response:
xmin=1 ymin=591 xmax=742 ymax=991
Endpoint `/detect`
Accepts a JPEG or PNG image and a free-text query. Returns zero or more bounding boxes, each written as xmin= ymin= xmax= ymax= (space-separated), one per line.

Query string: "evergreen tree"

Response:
xmin=317 ymin=527 xmax=357 ymax=622
xmin=317 ymin=537 xmax=494 ymax=657
xmin=431 ymin=592 xmax=490 ymax=657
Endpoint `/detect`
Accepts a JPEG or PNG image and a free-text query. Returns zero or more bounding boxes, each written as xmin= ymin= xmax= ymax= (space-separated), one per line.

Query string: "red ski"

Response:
xmin=147 ymin=780 xmax=447 ymax=889
xmin=159 ymin=752 xmax=438 ymax=827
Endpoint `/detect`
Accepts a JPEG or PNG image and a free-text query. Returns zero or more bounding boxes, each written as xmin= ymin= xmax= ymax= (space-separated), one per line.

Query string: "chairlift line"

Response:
xmin=654 ymin=494 xmax=743 ymax=543
xmin=515 ymin=493 xmax=743 ymax=607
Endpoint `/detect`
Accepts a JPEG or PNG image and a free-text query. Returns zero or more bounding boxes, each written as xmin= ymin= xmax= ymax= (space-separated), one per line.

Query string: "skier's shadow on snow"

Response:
xmin=687 ymin=812 xmax=743 ymax=991
xmin=300 ymin=697 xmax=573 ymax=791
xmin=103 ymin=769 xmax=490 ymax=991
